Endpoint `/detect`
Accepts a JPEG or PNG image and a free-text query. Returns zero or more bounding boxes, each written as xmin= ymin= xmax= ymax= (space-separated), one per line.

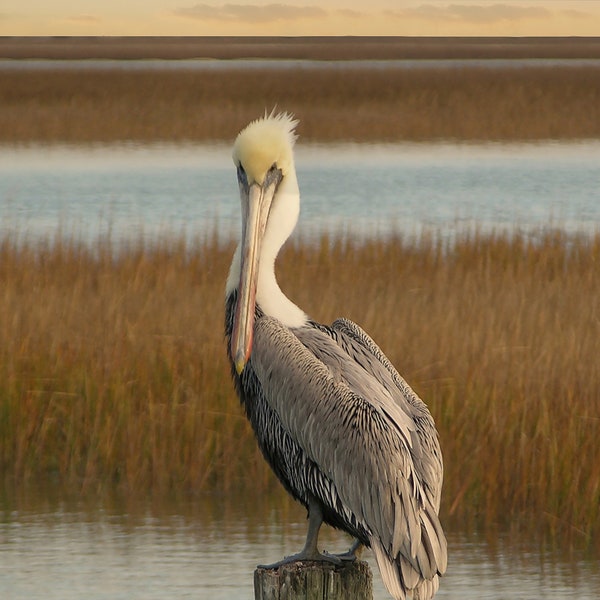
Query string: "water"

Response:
xmin=1 ymin=491 xmax=598 ymax=600
xmin=2 ymin=58 xmax=600 ymax=71
xmin=1 ymin=141 xmax=599 ymax=247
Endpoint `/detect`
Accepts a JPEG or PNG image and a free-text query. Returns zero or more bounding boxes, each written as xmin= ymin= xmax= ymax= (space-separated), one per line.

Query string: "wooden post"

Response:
xmin=254 ymin=560 xmax=373 ymax=600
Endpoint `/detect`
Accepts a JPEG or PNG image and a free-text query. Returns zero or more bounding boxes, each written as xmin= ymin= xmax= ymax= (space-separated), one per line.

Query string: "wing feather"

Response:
xmin=251 ymin=315 xmax=446 ymax=599
xmin=252 ymin=317 xmax=414 ymax=548
xmin=331 ymin=318 xmax=444 ymax=513
xmin=330 ymin=318 xmax=447 ymax=581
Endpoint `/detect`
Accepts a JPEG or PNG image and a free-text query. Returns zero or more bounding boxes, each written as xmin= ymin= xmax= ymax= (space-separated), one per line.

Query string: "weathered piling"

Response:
xmin=254 ymin=560 xmax=373 ymax=600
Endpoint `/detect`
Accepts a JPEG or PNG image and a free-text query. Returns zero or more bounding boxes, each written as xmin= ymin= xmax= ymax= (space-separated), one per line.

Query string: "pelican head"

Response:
xmin=232 ymin=111 xmax=298 ymax=187
xmin=229 ymin=112 xmax=302 ymax=375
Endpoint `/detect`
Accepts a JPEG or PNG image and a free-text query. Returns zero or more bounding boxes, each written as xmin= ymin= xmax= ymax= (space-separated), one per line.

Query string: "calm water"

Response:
xmin=1 ymin=141 xmax=599 ymax=247
xmin=1 ymin=491 xmax=598 ymax=600
xmin=5 ymin=58 xmax=600 ymax=71
xmin=3 ymin=58 xmax=600 ymax=71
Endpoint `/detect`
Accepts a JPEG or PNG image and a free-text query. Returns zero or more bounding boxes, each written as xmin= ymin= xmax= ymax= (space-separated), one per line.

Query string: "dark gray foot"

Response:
xmin=331 ymin=549 xmax=357 ymax=563
xmin=258 ymin=549 xmax=342 ymax=569
xmin=259 ymin=499 xmax=359 ymax=570
xmin=330 ymin=538 xmax=362 ymax=563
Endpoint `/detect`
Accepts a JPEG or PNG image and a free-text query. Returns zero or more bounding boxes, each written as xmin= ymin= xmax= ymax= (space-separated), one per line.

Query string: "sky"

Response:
xmin=2 ymin=1 xmax=600 ymax=37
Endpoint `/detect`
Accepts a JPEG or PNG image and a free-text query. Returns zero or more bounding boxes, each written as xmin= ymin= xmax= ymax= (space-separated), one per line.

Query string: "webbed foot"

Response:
xmin=258 ymin=499 xmax=361 ymax=570
xmin=258 ymin=549 xmax=342 ymax=569
xmin=330 ymin=549 xmax=357 ymax=563
xmin=330 ymin=539 xmax=362 ymax=563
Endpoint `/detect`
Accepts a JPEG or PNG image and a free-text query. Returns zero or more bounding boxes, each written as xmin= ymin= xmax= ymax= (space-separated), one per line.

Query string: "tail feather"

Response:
xmin=399 ymin=554 xmax=421 ymax=589
xmin=372 ymin=539 xmax=406 ymax=600
xmin=422 ymin=507 xmax=448 ymax=574
xmin=371 ymin=509 xmax=446 ymax=600
xmin=413 ymin=575 xmax=440 ymax=600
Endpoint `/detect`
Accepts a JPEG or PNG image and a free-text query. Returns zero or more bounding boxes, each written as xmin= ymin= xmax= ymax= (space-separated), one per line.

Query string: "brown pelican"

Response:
xmin=225 ymin=112 xmax=447 ymax=600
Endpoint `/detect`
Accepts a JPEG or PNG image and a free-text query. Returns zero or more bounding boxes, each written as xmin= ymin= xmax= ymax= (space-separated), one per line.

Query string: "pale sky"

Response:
xmin=2 ymin=1 xmax=600 ymax=36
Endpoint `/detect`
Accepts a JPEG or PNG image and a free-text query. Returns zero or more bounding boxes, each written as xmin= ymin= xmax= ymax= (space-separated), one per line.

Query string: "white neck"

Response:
xmin=226 ymin=174 xmax=308 ymax=329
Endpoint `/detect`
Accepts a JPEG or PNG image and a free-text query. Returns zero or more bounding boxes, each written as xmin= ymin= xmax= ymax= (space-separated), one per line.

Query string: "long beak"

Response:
xmin=231 ymin=181 xmax=275 ymax=374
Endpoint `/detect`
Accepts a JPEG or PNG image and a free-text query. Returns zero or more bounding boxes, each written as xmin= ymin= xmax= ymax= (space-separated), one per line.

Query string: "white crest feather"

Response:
xmin=232 ymin=111 xmax=298 ymax=185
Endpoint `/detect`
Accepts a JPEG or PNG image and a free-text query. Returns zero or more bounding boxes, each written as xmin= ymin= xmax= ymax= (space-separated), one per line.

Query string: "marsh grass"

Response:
xmin=1 ymin=66 xmax=599 ymax=142
xmin=1 ymin=231 xmax=599 ymax=545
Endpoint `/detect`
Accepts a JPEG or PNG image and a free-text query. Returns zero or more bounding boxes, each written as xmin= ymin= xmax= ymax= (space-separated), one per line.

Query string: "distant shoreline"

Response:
xmin=3 ymin=36 xmax=600 ymax=60
xmin=2 ymin=36 xmax=600 ymax=143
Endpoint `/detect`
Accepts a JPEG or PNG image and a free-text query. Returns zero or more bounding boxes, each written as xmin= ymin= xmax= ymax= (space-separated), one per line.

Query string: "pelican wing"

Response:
xmin=330 ymin=318 xmax=444 ymax=513
xmin=251 ymin=315 xmax=445 ymax=581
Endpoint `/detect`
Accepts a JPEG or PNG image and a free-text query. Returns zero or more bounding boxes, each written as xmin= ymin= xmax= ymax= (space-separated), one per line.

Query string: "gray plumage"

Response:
xmin=225 ymin=296 xmax=447 ymax=599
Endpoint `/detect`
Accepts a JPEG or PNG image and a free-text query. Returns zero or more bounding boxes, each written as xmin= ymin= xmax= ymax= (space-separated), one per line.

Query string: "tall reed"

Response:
xmin=0 ymin=230 xmax=598 ymax=546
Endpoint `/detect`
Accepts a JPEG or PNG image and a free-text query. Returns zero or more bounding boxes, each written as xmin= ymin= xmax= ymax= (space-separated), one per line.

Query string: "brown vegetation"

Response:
xmin=1 ymin=65 xmax=600 ymax=142
xmin=1 ymin=231 xmax=599 ymax=546
xmin=3 ymin=36 xmax=600 ymax=60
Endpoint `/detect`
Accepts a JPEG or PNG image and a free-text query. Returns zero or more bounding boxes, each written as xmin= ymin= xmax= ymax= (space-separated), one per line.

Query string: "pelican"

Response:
xmin=225 ymin=112 xmax=447 ymax=600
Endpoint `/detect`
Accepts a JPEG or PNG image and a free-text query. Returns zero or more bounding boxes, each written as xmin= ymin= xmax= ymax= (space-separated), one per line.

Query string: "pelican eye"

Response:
xmin=237 ymin=164 xmax=248 ymax=186
xmin=265 ymin=163 xmax=283 ymax=187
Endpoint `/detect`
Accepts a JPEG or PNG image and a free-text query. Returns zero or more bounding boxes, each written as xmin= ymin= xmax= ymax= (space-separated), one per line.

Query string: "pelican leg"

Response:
xmin=258 ymin=498 xmax=342 ymax=568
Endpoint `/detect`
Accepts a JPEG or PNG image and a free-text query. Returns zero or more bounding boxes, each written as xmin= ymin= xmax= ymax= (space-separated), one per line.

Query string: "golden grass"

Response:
xmin=1 ymin=66 xmax=599 ymax=142
xmin=0 ymin=231 xmax=599 ymax=547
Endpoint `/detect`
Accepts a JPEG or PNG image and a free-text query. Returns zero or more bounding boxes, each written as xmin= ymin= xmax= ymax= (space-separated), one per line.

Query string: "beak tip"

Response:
xmin=234 ymin=352 xmax=247 ymax=375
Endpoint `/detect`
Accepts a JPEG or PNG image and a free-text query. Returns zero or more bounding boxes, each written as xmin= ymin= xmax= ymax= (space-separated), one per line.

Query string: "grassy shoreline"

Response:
xmin=2 ymin=65 xmax=600 ymax=143
xmin=1 ymin=231 xmax=599 ymax=545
